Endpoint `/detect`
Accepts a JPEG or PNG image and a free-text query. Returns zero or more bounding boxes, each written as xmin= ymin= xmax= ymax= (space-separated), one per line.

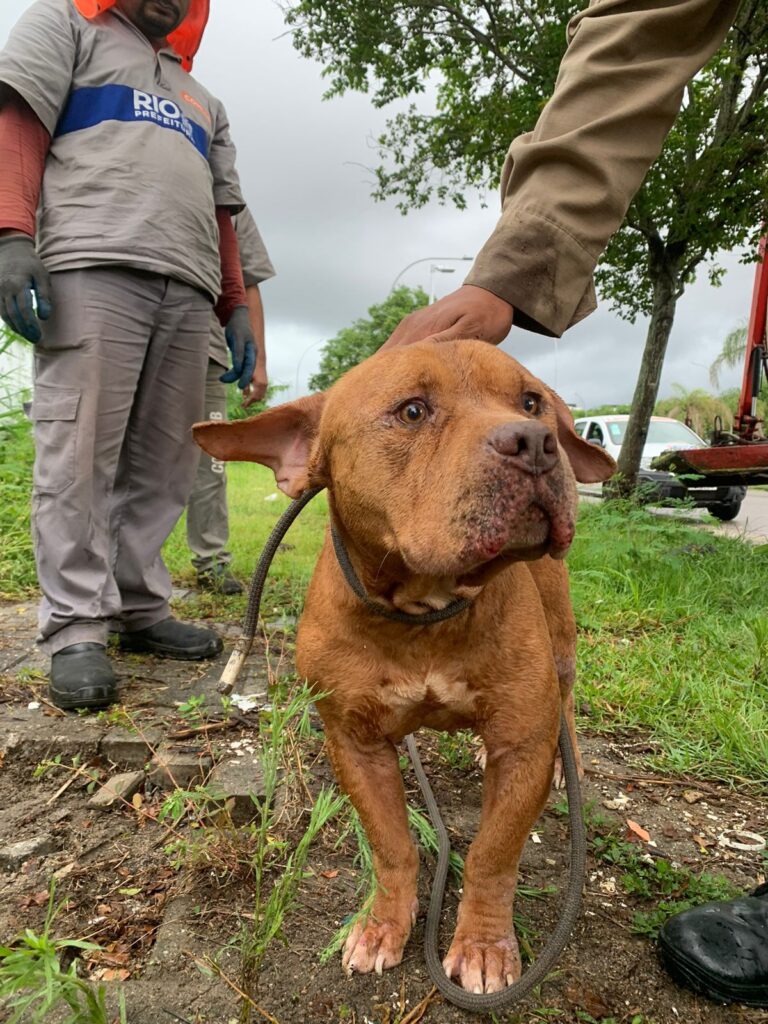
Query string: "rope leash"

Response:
xmin=408 ymin=721 xmax=586 ymax=1010
xmin=219 ymin=489 xmax=586 ymax=1012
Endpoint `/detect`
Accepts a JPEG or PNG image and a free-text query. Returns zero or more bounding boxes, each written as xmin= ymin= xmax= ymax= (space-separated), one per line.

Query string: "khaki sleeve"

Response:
xmin=465 ymin=0 xmax=740 ymax=337
xmin=233 ymin=207 xmax=276 ymax=286
xmin=208 ymin=97 xmax=245 ymax=212
xmin=0 ymin=0 xmax=77 ymax=135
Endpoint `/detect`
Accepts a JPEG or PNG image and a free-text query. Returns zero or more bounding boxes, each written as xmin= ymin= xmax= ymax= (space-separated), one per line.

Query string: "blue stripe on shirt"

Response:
xmin=55 ymin=84 xmax=209 ymax=158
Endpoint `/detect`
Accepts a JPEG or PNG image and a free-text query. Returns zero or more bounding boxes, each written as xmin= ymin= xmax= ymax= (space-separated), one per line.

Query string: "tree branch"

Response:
xmin=395 ymin=0 xmax=535 ymax=82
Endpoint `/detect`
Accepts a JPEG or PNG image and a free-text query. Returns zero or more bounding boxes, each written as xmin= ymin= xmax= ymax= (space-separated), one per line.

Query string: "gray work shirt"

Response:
xmin=209 ymin=207 xmax=275 ymax=367
xmin=0 ymin=0 xmax=244 ymax=301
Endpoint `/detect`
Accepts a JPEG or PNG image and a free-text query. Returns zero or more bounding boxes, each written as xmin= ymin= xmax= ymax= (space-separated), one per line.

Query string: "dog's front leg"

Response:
xmin=325 ymin=723 xmax=419 ymax=976
xmin=444 ymin=719 xmax=557 ymax=994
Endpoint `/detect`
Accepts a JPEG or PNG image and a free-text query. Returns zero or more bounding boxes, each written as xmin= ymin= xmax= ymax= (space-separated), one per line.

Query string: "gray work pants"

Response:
xmin=186 ymin=358 xmax=232 ymax=572
xmin=32 ymin=267 xmax=210 ymax=655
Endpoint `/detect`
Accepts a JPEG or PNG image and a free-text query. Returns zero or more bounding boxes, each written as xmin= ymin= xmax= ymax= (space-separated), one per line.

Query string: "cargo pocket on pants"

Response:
xmin=32 ymin=386 xmax=81 ymax=495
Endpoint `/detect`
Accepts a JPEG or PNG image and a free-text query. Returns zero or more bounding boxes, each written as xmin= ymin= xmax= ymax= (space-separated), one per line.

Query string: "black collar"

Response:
xmin=330 ymin=525 xmax=472 ymax=625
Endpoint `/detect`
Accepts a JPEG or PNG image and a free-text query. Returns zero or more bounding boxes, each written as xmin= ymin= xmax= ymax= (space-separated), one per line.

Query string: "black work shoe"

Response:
xmin=119 ymin=617 xmax=223 ymax=660
xmin=49 ymin=643 xmax=117 ymax=711
xmin=196 ymin=564 xmax=244 ymax=595
xmin=658 ymin=882 xmax=768 ymax=1007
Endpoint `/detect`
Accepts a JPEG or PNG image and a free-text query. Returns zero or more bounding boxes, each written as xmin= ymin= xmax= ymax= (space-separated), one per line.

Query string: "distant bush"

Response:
xmin=0 ymin=400 xmax=35 ymax=595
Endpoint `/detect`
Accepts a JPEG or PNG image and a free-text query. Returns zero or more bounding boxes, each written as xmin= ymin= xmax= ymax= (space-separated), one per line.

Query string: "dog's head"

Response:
xmin=194 ymin=340 xmax=615 ymax=580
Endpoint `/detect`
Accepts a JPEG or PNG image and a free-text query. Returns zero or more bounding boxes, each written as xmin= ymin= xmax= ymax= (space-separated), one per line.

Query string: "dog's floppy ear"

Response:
xmin=192 ymin=393 xmax=326 ymax=499
xmin=547 ymin=388 xmax=616 ymax=483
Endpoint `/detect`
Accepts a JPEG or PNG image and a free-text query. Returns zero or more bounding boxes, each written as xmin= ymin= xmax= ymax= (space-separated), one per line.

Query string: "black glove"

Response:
xmin=0 ymin=234 xmax=52 ymax=343
xmin=220 ymin=305 xmax=257 ymax=390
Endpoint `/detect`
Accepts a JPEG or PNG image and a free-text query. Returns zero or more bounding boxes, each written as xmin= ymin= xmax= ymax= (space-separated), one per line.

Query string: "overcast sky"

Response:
xmin=0 ymin=1 xmax=756 ymax=407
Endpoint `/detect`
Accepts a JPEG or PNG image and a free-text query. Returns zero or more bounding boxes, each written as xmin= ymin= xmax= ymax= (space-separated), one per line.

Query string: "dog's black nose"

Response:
xmin=488 ymin=421 xmax=558 ymax=476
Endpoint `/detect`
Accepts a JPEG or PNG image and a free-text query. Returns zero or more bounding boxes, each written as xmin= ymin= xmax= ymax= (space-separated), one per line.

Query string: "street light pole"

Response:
xmin=391 ymin=255 xmax=473 ymax=293
xmin=429 ymin=264 xmax=456 ymax=304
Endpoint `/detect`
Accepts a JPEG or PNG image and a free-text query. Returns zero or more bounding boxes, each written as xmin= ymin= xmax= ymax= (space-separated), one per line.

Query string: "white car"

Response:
xmin=572 ymin=414 xmax=746 ymax=521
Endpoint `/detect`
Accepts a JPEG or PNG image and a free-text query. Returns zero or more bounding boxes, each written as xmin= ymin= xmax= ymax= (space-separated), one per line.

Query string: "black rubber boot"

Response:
xmin=658 ymin=882 xmax=768 ymax=1007
xmin=196 ymin=564 xmax=243 ymax=595
xmin=119 ymin=617 xmax=223 ymax=660
xmin=49 ymin=643 xmax=117 ymax=711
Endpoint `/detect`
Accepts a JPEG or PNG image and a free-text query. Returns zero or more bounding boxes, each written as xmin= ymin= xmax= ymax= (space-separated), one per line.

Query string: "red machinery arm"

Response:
xmin=734 ymin=237 xmax=768 ymax=440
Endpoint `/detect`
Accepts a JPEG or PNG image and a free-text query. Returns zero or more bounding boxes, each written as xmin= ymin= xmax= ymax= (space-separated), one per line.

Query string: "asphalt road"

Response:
xmin=717 ymin=487 xmax=768 ymax=542
xmin=578 ymin=487 xmax=768 ymax=543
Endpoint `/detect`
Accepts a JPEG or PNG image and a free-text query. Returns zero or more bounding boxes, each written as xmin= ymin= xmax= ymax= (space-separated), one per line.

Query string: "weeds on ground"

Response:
xmin=590 ymin=824 xmax=738 ymax=938
xmin=33 ymin=753 xmax=101 ymax=795
xmin=190 ymin=684 xmax=344 ymax=1023
xmin=435 ymin=728 xmax=477 ymax=771
xmin=554 ymin=797 xmax=739 ymax=937
xmin=0 ymin=882 xmax=127 ymax=1024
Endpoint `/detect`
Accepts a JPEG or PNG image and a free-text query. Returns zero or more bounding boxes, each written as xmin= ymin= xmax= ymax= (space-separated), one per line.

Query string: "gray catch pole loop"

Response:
xmin=217 ymin=486 xmax=323 ymax=695
xmin=408 ymin=720 xmax=586 ymax=1011
xmin=220 ymin=487 xmax=586 ymax=1012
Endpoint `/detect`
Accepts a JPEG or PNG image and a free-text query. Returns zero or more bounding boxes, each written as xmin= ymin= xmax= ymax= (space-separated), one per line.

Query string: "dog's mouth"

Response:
xmin=383 ymin=467 xmax=576 ymax=586
xmin=452 ymin=474 xmax=575 ymax=569
xmin=452 ymin=502 xmax=573 ymax=585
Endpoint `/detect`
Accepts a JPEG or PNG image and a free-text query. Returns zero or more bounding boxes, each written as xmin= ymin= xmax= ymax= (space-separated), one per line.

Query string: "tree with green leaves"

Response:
xmin=653 ymin=386 xmax=733 ymax=440
xmin=309 ymin=286 xmax=428 ymax=391
xmin=709 ymin=322 xmax=748 ymax=389
xmin=708 ymin=319 xmax=767 ymax=422
xmin=718 ymin=384 xmax=767 ymax=425
xmin=286 ymin=1 xmax=576 ymax=211
xmin=286 ymin=0 xmax=768 ymax=489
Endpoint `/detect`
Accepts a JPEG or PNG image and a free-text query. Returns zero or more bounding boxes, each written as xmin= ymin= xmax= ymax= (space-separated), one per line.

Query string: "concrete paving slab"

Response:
xmin=88 ymin=770 xmax=146 ymax=810
xmin=0 ymin=834 xmax=58 ymax=871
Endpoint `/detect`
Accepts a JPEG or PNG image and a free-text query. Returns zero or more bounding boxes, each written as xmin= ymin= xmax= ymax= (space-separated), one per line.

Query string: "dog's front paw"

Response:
xmin=342 ymin=902 xmax=417 ymax=977
xmin=442 ymin=933 xmax=521 ymax=994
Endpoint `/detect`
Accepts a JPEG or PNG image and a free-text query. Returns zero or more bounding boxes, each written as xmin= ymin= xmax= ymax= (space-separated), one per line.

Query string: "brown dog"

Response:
xmin=194 ymin=340 xmax=615 ymax=994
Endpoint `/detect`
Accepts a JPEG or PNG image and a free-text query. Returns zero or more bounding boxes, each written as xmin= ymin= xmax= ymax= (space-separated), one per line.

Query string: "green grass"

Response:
xmin=0 ymin=404 xmax=36 ymax=597
xmin=163 ymin=463 xmax=328 ymax=616
xmin=569 ymin=501 xmax=768 ymax=786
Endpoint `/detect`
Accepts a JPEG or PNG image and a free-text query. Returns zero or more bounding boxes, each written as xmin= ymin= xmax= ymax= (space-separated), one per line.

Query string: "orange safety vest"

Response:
xmin=71 ymin=0 xmax=209 ymax=71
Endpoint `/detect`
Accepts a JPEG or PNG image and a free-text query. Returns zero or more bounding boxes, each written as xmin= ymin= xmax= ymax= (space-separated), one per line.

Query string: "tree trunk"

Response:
xmin=613 ymin=254 xmax=681 ymax=495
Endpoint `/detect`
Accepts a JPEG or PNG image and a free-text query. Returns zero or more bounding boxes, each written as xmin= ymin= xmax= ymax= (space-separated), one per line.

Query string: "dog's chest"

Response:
xmin=379 ymin=668 xmax=478 ymax=732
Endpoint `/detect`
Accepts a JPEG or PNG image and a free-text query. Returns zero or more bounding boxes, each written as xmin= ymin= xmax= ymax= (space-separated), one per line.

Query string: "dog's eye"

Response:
xmin=522 ymin=392 xmax=540 ymax=415
xmin=397 ymin=401 xmax=428 ymax=425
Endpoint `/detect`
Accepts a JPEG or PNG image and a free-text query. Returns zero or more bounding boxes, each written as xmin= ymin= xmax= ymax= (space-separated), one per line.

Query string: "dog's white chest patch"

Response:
xmin=387 ymin=670 xmax=476 ymax=716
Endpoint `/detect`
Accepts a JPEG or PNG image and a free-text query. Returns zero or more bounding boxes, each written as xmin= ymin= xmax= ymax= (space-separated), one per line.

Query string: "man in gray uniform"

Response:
xmin=0 ymin=0 xmax=255 ymax=711
xmin=188 ymin=207 xmax=275 ymax=595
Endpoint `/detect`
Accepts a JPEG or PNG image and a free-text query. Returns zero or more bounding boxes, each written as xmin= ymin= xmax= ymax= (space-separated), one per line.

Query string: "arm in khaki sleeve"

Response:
xmin=386 ymin=0 xmax=739 ymax=348
xmin=242 ymin=283 xmax=267 ymax=408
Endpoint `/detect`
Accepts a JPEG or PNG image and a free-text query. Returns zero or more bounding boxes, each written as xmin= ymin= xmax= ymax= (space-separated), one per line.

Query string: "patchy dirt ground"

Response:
xmin=1 ymin=598 xmax=767 ymax=1024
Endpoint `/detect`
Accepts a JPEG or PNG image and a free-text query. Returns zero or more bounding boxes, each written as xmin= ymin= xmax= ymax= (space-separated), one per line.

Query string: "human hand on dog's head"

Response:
xmin=381 ymin=285 xmax=514 ymax=350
